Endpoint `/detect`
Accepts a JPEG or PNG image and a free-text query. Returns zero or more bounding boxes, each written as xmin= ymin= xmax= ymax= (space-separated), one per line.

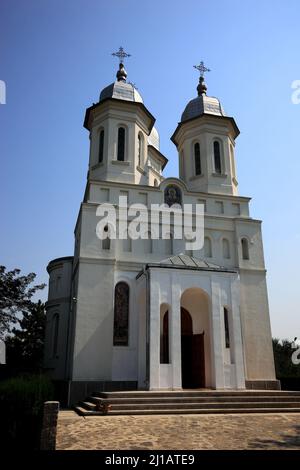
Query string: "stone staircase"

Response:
xmin=74 ymin=390 xmax=300 ymax=416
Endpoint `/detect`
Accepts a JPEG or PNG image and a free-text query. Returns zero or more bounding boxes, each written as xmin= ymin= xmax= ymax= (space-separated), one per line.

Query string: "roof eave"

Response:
xmin=84 ymin=97 xmax=156 ymax=132
xmin=147 ymin=144 xmax=168 ymax=169
xmin=171 ymin=113 xmax=240 ymax=147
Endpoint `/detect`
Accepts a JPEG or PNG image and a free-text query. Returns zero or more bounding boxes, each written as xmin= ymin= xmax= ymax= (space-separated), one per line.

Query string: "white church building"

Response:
xmin=44 ymin=51 xmax=279 ymax=404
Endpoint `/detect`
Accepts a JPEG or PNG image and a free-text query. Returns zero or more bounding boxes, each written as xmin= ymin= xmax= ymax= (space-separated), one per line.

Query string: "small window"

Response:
xmin=138 ymin=133 xmax=143 ymax=167
xmin=154 ymin=179 xmax=158 ymax=187
xmin=222 ymin=238 xmax=230 ymax=259
xmin=204 ymin=236 xmax=212 ymax=258
xmin=194 ymin=143 xmax=202 ymax=175
xmin=98 ymin=129 xmax=104 ymax=163
xmin=241 ymin=238 xmax=249 ymax=260
xmin=117 ymin=127 xmax=125 ymax=161
xmin=213 ymin=141 xmax=222 ymax=174
xmin=113 ymin=282 xmax=129 ymax=346
xmin=102 ymin=225 xmax=110 ymax=250
xmin=224 ymin=307 xmax=230 ymax=348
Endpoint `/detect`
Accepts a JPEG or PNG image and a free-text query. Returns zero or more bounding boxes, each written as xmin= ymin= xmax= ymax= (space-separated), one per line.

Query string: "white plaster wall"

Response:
xmin=71 ymin=260 xmax=115 ymax=380
xmin=44 ymin=258 xmax=73 ymax=379
xmin=240 ymin=270 xmax=276 ymax=380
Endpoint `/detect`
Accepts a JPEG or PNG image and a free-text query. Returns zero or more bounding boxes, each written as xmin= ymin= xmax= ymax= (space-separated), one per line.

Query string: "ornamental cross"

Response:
xmin=193 ymin=61 xmax=211 ymax=78
xmin=112 ymin=46 xmax=131 ymax=64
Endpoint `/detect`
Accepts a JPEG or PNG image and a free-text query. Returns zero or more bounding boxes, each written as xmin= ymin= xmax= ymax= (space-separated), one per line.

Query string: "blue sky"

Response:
xmin=1 ymin=0 xmax=299 ymax=340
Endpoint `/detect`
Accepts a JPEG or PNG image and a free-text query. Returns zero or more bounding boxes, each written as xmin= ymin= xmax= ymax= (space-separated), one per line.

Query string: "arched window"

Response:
xmin=241 ymin=237 xmax=249 ymax=260
xmin=113 ymin=282 xmax=129 ymax=346
xmin=213 ymin=140 xmax=222 ymax=174
xmin=138 ymin=133 xmax=143 ymax=167
xmin=98 ymin=129 xmax=104 ymax=163
xmin=224 ymin=307 xmax=230 ymax=348
xmin=154 ymin=179 xmax=158 ymax=187
xmin=222 ymin=238 xmax=230 ymax=259
xmin=117 ymin=127 xmax=126 ymax=161
xmin=52 ymin=314 xmax=59 ymax=358
xmin=102 ymin=225 xmax=110 ymax=250
xmin=161 ymin=310 xmax=169 ymax=364
xmin=194 ymin=142 xmax=202 ymax=175
xmin=204 ymin=236 xmax=212 ymax=258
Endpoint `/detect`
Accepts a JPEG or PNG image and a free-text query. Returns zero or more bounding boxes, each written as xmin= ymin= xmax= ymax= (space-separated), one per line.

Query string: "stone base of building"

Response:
xmin=53 ymin=380 xmax=138 ymax=406
xmin=245 ymin=379 xmax=281 ymax=390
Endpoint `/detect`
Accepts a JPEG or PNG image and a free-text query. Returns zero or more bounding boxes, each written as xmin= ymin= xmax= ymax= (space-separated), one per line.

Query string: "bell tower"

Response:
xmin=83 ymin=47 xmax=166 ymax=186
xmin=171 ymin=62 xmax=240 ymax=196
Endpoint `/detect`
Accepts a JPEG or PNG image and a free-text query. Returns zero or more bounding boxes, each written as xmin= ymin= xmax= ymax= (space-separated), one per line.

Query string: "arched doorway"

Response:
xmin=180 ymin=307 xmax=205 ymax=388
xmin=180 ymin=288 xmax=211 ymax=388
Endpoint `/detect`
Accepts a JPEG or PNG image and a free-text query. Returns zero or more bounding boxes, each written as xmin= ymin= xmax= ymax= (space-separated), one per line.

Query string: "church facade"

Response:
xmin=44 ymin=54 xmax=279 ymax=404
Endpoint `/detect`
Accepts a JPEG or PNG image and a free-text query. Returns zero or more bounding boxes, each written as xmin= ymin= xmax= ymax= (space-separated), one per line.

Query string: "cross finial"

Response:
xmin=193 ymin=61 xmax=210 ymax=96
xmin=193 ymin=60 xmax=210 ymax=78
xmin=112 ymin=46 xmax=131 ymax=64
xmin=111 ymin=47 xmax=131 ymax=82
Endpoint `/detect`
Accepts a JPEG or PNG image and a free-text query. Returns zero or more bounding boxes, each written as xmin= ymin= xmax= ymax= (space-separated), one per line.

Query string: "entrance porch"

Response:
xmin=136 ymin=255 xmax=246 ymax=391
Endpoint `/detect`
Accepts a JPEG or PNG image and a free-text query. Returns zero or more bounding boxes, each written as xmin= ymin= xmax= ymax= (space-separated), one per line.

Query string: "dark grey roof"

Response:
xmin=181 ymin=95 xmax=225 ymax=122
xmin=148 ymin=126 xmax=160 ymax=150
xmin=136 ymin=254 xmax=237 ymax=279
xmin=160 ymin=254 xmax=228 ymax=270
xmin=100 ymin=80 xmax=143 ymax=103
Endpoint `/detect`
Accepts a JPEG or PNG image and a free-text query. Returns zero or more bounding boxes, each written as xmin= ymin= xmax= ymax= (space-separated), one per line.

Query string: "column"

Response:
xmin=211 ymin=275 xmax=225 ymax=389
xmin=148 ymin=273 xmax=160 ymax=389
xmin=170 ymin=273 xmax=182 ymax=389
xmin=230 ymin=275 xmax=245 ymax=389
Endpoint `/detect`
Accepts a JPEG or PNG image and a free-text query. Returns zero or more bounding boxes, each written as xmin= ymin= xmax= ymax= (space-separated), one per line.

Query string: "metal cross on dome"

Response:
xmin=112 ymin=46 xmax=131 ymax=64
xmin=193 ymin=61 xmax=211 ymax=78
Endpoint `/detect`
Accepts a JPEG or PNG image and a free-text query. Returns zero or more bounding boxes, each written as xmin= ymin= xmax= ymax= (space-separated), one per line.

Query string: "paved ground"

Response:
xmin=56 ymin=411 xmax=300 ymax=450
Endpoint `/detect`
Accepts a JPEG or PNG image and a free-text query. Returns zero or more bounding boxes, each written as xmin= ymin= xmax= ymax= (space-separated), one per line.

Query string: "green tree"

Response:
xmin=0 ymin=266 xmax=45 ymax=339
xmin=273 ymin=338 xmax=300 ymax=378
xmin=6 ymin=301 xmax=46 ymax=370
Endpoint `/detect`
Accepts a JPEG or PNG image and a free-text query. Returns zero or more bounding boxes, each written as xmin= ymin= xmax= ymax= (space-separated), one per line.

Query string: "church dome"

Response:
xmin=99 ymin=57 xmax=143 ymax=104
xmin=181 ymin=94 xmax=225 ymax=122
xmin=148 ymin=125 xmax=160 ymax=150
xmin=99 ymin=80 xmax=143 ymax=104
xmin=181 ymin=65 xmax=225 ymax=123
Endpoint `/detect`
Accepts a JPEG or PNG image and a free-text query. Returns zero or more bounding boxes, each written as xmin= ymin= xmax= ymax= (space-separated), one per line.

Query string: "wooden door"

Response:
xmin=192 ymin=333 xmax=205 ymax=388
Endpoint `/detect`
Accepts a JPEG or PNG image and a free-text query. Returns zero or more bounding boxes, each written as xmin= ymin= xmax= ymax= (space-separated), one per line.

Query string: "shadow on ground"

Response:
xmin=248 ymin=425 xmax=300 ymax=449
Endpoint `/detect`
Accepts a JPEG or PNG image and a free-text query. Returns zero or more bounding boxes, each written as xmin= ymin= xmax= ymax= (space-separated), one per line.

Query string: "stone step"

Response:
xmin=89 ymin=395 xmax=300 ymax=405
xmin=75 ymin=390 xmax=300 ymax=416
xmin=93 ymin=390 xmax=300 ymax=399
xmin=74 ymin=406 xmax=300 ymax=416
xmin=80 ymin=400 xmax=300 ymax=411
